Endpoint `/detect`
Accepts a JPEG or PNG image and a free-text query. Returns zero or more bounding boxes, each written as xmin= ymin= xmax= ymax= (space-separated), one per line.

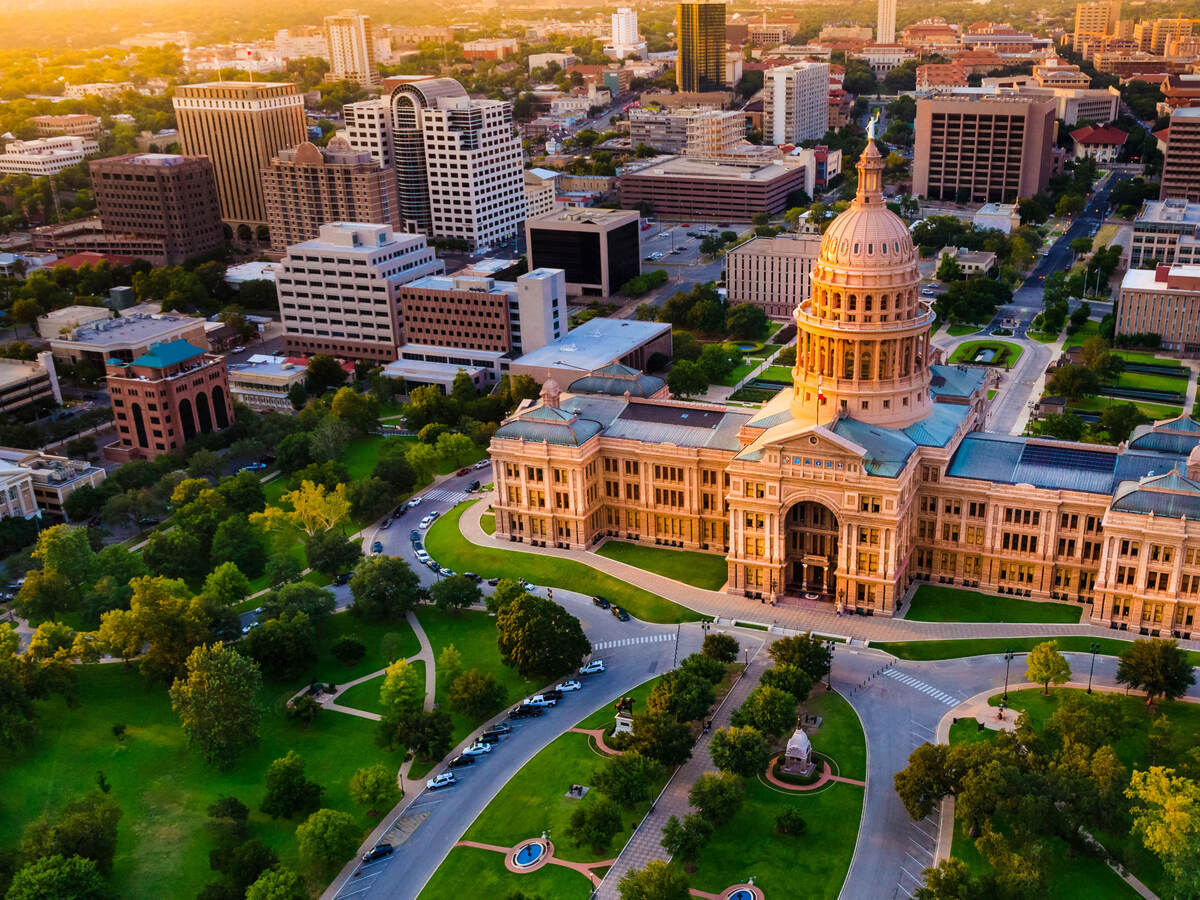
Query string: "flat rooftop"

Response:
xmin=398 ymin=343 xmax=509 ymax=362
xmin=402 ymin=274 xmax=516 ymax=294
xmin=1135 ymin=199 xmax=1200 ymax=227
xmin=0 ymin=358 xmax=45 ymax=389
xmin=511 ymin=318 xmax=670 ymax=371
xmin=1122 ymin=266 xmax=1200 ymax=289
xmin=382 ymin=359 xmax=484 ymax=383
xmin=228 ymin=355 xmax=308 ymax=380
xmin=528 ymin=207 xmax=640 ymax=225
xmin=621 ymin=155 xmax=800 ymax=183
xmin=57 ymin=313 xmax=199 ymax=347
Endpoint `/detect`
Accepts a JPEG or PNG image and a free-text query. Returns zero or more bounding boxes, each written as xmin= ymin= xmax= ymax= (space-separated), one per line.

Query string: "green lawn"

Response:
xmin=1109 ymin=370 xmax=1187 ymax=395
xmin=875 ymin=635 xmax=1200 ymax=667
xmin=420 ymin=846 xmax=593 ymax=900
xmin=1028 ymin=330 xmax=1060 ymax=344
xmin=417 ymin=606 xmax=540 ymax=745
xmin=1114 ymin=350 xmax=1181 ymax=367
xmin=803 ymin=687 xmax=866 ymax=780
xmin=0 ymin=626 xmax=410 ymax=900
xmin=1068 ymin=394 xmax=1183 ymax=421
xmin=759 ymin=365 xmax=792 ymax=382
xmin=313 ymin=613 xmax=421 ymax=684
xmin=719 ymin=363 xmax=755 ymax=387
xmin=336 ymin=660 xmax=426 ymax=716
xmin=948 ymin=341 xmax=1025 ymax=367
xmin=593 ymin=541 xmax=728 ymax=591
xmin=480 ymin=512 xmax=496 ymax=535
xmin=424 ymin=503 xmax=700 ymax=624
xmin=1064 ymin=320 xmax=1100 ymax=349
xmin=903 ymin=585 xmax=1081 ymax=624
xmin=946 ymin=323 xmax=980 ymax=337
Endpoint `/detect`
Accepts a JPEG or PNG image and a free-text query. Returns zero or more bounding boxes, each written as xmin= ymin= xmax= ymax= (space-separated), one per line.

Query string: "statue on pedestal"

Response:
xmin=613 ymin=696 xmax=635 ymax=735
xmin=782 ymin=717 xmax=815 ymax=777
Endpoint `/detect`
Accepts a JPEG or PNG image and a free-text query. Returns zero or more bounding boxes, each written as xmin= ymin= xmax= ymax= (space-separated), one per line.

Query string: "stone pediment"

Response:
xmin=735 ymin=419 xmax=867 ymax=467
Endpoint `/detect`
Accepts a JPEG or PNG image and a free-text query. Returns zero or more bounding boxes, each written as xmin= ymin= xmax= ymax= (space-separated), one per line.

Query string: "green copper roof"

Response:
xmin=129 ymin=339 xmax=205 ymax=369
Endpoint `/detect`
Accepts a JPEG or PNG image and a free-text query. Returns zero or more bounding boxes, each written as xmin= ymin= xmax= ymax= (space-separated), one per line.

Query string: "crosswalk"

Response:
xmin=423 ymin=488 xmax=471 ymax=503
xmin=592 ymin=633 xmax=677 ymax=651
xmin=884 ymin=668 xmax=960 ymax=706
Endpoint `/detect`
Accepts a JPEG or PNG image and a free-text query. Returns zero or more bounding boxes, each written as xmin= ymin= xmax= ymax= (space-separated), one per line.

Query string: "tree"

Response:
xmin=21 ymin=790 xmax=123 ymax=875
xmin=304 ymin=529 xmax=362 ymax=575
xmin=592 ymin=752 xmax=665 ymax=807
xmin=646 ymin=669 xmax=715 ymax=724
xmin=730 ymin=685 xmax=797 ymax=738
xmin=188 ymin=448 xmax=221 ymax=478
xmin=244 ymin=866 xmax=308 ymax=900
xmin=261 ymin=582 xmax=336 ymax=623
xmin=265 ymin=552 xmax=303 ymax=588
xmin=350 ymin=555 xmax=423 ymax=620
xmin=661 ymin=813 xmax=713 ymax=862
xmin=667 ymin=360 xmax=709 ymax=399
xmin=725 ymin=303 xmax=768 ymax=339
xmin=702 ymin=633 xmax=738 ymax=663
xmin=449 ymin=669 xmax=505 ymax=720
xmin=435 ymin=432 xmax=476 ymax=467
xmin=295 ymin=808 xmax=360 ymax=869
xmin=281 ymin=480 xmax=350 ymax=536
xmin=1025 ymin=640 xmax=1071 ymax=695
xmin=913 ymin=858 xmax=975 ymax=900
xmin=32 ymin=523 xmax=95 ymax=595
xmin=618 ymin=860 xmax=691 ymax=900
xmin=1126 ymin=767 xmax=1200 ymax=896
xmin=11 ymin=296 xmax=44 ymax=328
xmin=709 ymin=726 xmax=770 ymax=777
xmin=329 ymin=386 xmax=375 ymax=431
xmin=437 ymin=644 xmax=463 ymax=683
xmin=775 ymin=807 xmax=806 ymax=836
xmin=495 ymin=594 xmax=591 ymax=676
xmin=1099 ymin=402 xmax=1147 ymax=443
xmin=385 ymin=708 xmax=453 ymax=759
xmin=331 ymin=635 xmax=366 ymax=666
xmin=626 ymin=712 xmax=693 ymax=767
xmin=893 ymin=743 xmax=953 ymax=821
xmin=760 ymin=664 xmax=813 ymax=703
xmin=346 ymin=477 xmax=393 ymax=523
xmin=217 ymin=470 xmax=267 ymax=515
xmin=688 ymin=772 xmax=744 ymax=826
xmin=105 ymin=576 xmax=210 ymax=682
xmin=936 ymin=253 xmax=962 ymax=282
xmin=200 ymin=562 xmax=250 ymax=607
xmin=379 ymin=658 xmax=424 ymax=719
xmin=169 ymin=642 xmax=263 ymax=768
xmin=305 ymin=355 xmax=347 ymax=395
xmin=406 ymin=442 xmax=439 ymax=483
xmin=769 ymin=632 xmax=831 ymax=682
xmin=1117 ymin=639 xmax=1196 ymax=704
xmin=5 ymin=854 xmax=107 ymax=900
xmin=261 ymin=751 xmax=324 ymax=819
xmin=211 ymin=515 xmax=268 ymax=578
xmin=566 ymin=796 xmax=623 ymax=853
xmin=373 ymin=448 xmax=416 ymax=494
xmin=349 ymin=763 xmax=399 ymax=813
xmin=1047 ymin=364 xmax=1099 ymax=400
xmin=15 ymin=568 xmax=73 ymax=623
xmin=242 ymin=612 xmax=318 ymax=678
xmin=430 ymin=573 xmax=482 ymax=613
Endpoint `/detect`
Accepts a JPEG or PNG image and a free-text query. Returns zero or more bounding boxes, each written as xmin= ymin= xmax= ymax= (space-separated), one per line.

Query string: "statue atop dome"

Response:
xmin=867 ymin=109 xmax=879 ymax=141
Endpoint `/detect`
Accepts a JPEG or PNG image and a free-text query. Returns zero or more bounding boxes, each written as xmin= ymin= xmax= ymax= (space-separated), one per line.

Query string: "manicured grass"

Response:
xmin=948 ymin=340 xmax=1024 ymax=367
xmin=480 ymin=512 xmax=496 ymax=535
xmin=1110 ymin=370 xmax=1187 ymax=395
xmin=803 ymin=687 xmax=866 ymax=780
xmin=1028 ymin=330 xmax=1060 ymax=343
xmin=417 ymin=606 xmax=540 ymax=744
xmin=425 ymin=503 xmax=700 ymax=624
xmin=343 ymin=435 xmax=388 ymax=481
xmin=876 ymin=635 xmax=1200 ymax=667
xmin=336 ymin=660 xmax=426 ymax=716
xmin=903 ymin=585 xmax=1081 ymax=624
xmin=987 ymin=389 xmax=997 ymax=400
xmin=593 ymin=540 xmax=728 ymax=591
xmin=946 ymin=323 xmax=980 ymax=336
xmin=1068 ymin=394 xmax=1183 ymax=421
xmin=1063 ymin=320 xmax=1100 ymax=349
xmin=759 ymin=365 xmax=793 ymax=382
xmin=420 ymin=846 xmax=593 ymax=900
xmin=719 ymin=363 xmax=755 ymax=387
xmin=574 ymin=675 xmax=664 ymax=730
xmin=0 ymin=645 xmax=405 ymax=899
xmin=313 ymin=613 xmax=421 ymax=683
xmin=1114 ymin=350 xmax=1181 ymax=367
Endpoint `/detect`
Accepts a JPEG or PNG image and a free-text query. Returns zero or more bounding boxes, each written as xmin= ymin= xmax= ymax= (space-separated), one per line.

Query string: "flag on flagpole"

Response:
xmin=817 ymin=374 xmax=824 ymax=404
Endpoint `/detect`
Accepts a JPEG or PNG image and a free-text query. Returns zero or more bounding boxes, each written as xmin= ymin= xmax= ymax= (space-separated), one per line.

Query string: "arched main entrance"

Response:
xmin=784 ymin=500 xmax=838 ymax=597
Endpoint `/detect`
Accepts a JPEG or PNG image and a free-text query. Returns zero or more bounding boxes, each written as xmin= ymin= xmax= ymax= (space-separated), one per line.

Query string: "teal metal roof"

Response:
xmin=929 ymin=364 xmax=986 ymax=399
xmin=1128 ymin=415 xmax=1200 ymax=454
xmin=831 ymin=418 xmax=917 ymax=477
xmin=1112 ymin=469 xmax=1200 ymax=517
xmin=493 ymin=404 xmax=603 ymax=446
xmin=567 ymin=363 xmax=665 ymax=398
xmin=130 ymin=339 xmax=204 ymax=369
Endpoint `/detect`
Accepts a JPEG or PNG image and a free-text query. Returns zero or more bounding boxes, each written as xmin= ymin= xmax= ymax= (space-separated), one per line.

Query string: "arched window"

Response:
xmin=196 ymin=392 xmax=214 ymax=433
xmin=860 ymin=351 xmax=873 ymax=380
xmin=131 ymin=402 xmax=149 ymax=449
xmin=843 ymin=350 xmax=854 ymax=379
xmin=179 ymin=398 xmax=196 ymax=439
xmin=848 ymin=294 xmax=857 ymax=311
xmin=212 ymin=387 xmax=229 ymax=429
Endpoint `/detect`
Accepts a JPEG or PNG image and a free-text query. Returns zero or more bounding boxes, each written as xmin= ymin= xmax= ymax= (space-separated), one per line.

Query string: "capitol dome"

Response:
xmin=817 ymin=143 xmax=917 ymax=272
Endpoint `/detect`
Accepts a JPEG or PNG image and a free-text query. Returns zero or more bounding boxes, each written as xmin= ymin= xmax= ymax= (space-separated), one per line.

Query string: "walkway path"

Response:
xmin=594 ymin=638 xmax=767 ymax=900
xmin=456 ymin=499 xmax=1200 ymax=652
xmin=453 ymin=839 xmax=614 ymax=886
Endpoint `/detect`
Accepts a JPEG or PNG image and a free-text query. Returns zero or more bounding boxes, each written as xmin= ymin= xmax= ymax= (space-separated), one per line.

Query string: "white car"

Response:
xmin=525 ymin=694 xmax=558 ymax=707
xmin=473 ymin=459 xmax=490 ymax=469
xmin=556 ymin=680 xmax=582 ymax=693
xmin=426 ymin=772 xmax=456 ymax=790
xmin=580 ymin=660 xmax=606 ymax=675
xmin=420 ymin=515 xmax=434 ymax=529
xmin=408 ymin=497 xmax=423 ymax=508
xmin=462 ymin=741 xmax=492 ymax=757
xmin=231 ymin=346 xmax=245 ymax=354
xmin=415 ymin=549 xmax=431 ymax=563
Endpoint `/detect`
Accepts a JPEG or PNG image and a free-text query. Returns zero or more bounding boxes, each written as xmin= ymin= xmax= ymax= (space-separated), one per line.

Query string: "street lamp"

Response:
xmin=1087 ymin=641 xmax=1101 ymax=693
xmin=824 ymin=638 xmax=835 ymax=688
xmin=1002 ymin=648 xmax=1015 ymax=702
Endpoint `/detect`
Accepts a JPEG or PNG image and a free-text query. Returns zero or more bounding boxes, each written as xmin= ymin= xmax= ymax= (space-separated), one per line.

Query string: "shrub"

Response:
xmin=775 ymin=807 xmax=807 ymax=836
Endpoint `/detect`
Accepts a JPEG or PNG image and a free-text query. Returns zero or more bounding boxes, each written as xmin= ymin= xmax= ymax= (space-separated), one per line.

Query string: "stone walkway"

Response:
xmin=762 ymin=758 xmax=866 ymax=792
xmin=567 ymin=727 xmax=624 ymax=756
xmin=453 ymin=839 xmax=614 ymax=886
xmin=456 ymin=499 xmax=1200 ymax=652
xmin=594 ymin=642 xmax=768 ymax=900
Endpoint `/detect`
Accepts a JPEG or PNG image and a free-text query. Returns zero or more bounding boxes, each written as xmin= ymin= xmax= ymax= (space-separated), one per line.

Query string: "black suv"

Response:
xmin=509 ymin=704 xmax=544 ymax=719
xmin=362 ymin=843 xmax=394 ymax=863
xmin=447 ymin=754 xmax=475 ymax=768
xmin=483 ymin=723 xmax=512 ymax=739
xmin=592 ymin=596 xmax=610 ymax=609
xmin=541 ymin=688 xmax=563 ymax=702
xmin=612 ymin=606 xmax=631 ymax=622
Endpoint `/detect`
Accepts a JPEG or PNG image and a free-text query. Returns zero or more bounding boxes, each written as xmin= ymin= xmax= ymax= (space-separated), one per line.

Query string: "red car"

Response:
xmin=457 ymin=467 xmax=470 ymax=476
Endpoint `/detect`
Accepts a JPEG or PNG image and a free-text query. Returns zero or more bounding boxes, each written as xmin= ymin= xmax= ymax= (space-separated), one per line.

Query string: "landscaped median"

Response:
xmin=424 ymin=502 xmax=703 ymax=624
xmin=947 ymin=340 xmax=1024 ymax=368
xmin=874 ymin=635 xmax=1200 ymax=667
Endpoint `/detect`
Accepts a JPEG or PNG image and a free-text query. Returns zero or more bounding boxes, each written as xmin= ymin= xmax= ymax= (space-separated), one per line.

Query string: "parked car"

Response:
xmin=447 ymin=754 xmax=476 ymax=768
xmin=592 ymin=596 xmax=610 ymax=609
xmin=415 ymin=549 xmax=431 ymax=563
xmin=362 ymin=843 xmax=394 ymax=863
xmin=556 ymin=680 xmax=582 ymax=693
xmin=468 ymin=480 xmax=481 ymax=492
xmin=464 ymin=572 xmax=482 ymax=582
xmin=509 ymin=704 xmax=544 ymax=719
xmin=231 ymin=346 xmax=246 ymax=354
xmin=428 ymin=510 xmax=441 ymax=522
xmin=487 ymin=577 xmax=500 ymax=586
xmin=426 ymin=559 xmax=440 ymax=572
xmin=379 ymin=518 xmax=392 ymax=530
xmin=239 ymin=461 xmax=267 ymax=472
xmin=438 ymin=566 xmax=456 ymax=577
xmin=426 ymin=772 xmax=456 ymax=790
xmin=457 ymin=467 xmax=470 ymax=476
xmin=137 ymin=516 xmax=159 ymax=527
xmin=541 ymin=688 xmax=563 ymax=701
xmin=393 ymin=506 xmax=408 ymax=518
xmin=476 ymin=731 xmax=501 ymax=744
xmin=525 ymin=694 xmax=557 ymax=708
xmin=461 ymin=741 xmax=492 ymax=757
xmin=483 ymin=723 xmax=512 ymax=738
xmin=580 ymin=660 xmax=606 ymax=675
xmin=408 ymin=497 xmax=423 ymax=508
xmin=333 ymin=573 xmax=352 ymax=586
xmin=614 ymin=607 xmax=631 ymax=622
xmin=371 ymin=541 xmax=383 ymax=554
xmin=473 ymin=459 xmax=489 ymax=469
xmin=420 ymin=515 xmax=434 ymax=529
xmin=410 ymin=530 xmax=421 ymax=542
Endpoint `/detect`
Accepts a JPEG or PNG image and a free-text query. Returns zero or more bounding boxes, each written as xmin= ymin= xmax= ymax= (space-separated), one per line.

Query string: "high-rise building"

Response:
xmin=684 ymin=110 xmax=747 ymax=157
xmin=173 ymin=81 xmax=306 ymax=231
xmin=1117 ymin=264 xmax=1200 ymax=351
xmin=85 ymin=153 xmax=225 ymax=265
xmin=342 ymin=98 xmax=393 ymax=168
xmin=277 ymin=222 xmax=444 ymax=361
xmin=526 ymin=208 xmax=641 ymax=297
xmin=877 ymin=0 xmax=896 ymax=44
xmin=324 ymin=9 xmax=380 ymax=88
xmin=386 ymin=77 xmax=469 ymax=234
xmin=1073 ymin=0 xmax=1122 ymax=52
xmin=725 ymin=234 xmax=822 ymax=317
xmin=763 ymin=62 xmax=830 ymax=146
xmin=261 ymin=138 xmax=400 ymax=252
xmin=676 ymin=2 xmax=726 ymax=93
xmin=1161 ymin=108 xmax=1200 ymax=203
xmin=913 ymin=95 xmax=1056 ymax=203
xmin=1130 ymin=198 xmax=1200 ymax=267
xmin=612 ymin=8 xmax=639 ymax=46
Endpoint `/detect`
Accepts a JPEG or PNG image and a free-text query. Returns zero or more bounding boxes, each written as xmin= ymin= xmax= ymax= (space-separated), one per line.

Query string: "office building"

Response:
xmin=173 ymin=81 xmax=306 ymax=231
xmin=324 ymin=9 xmax=380 ymax=88
xmin=385 ymin=345 xmax=508 ymax=393
xmin=677 ymin=2 xmax=726 ymax=93
xmin=226 ymin=354 xmax=309 ymax=414
xmin=526 ymin=208 xmax=641 ymax=297
xmin=29 ymin=115 xmax=101 ymax=139
xmin=105 ymin=340 xmax=233 ymax=462
xmin=877 ymin=0 xmax=897 ymax=44
xmin=277 ymin=222 xmax=443 ymax=362
xmin=37 ymin=305 xmax=111 ymax=339
xmin=629 ymin=108 xmax=711 ymax=153
xmin=0 ymin=447 xmax=105 ymax=521
xmin=0 ymin=136 xmax=98 ymax=176
xmin=608 ymin=7 xmax=646 ymax=58
xmin=0 ymin=354 xmax=61 ymax=416
xmin=725 ymin=234 xmax=822 ymax=317
xmin=50 ymin=314 xmax=208 ymax=367
xmin=506 ymin=317 xmax=672 ymax=386
xmin=617 ymin=155 xmax=809 ymax=219
xmin=974 ymin=202 xmax=1021 ymax=234
xmin=1074 ymin=0 xmax=1122 ymax=53
xmin=1161 ymin=108 xmax=1200 ymax=203
xmin=684 ymin=110 xmax=747 ymax=158
xmin=0 ymin=462 xmax=37 ymax=521
xmin=763 ymin=62 xmax=830 ymax=145
xmin=261 ymin=138 xmax=400 ymax=252
xmin=398 ymin=268 xmax=567 ymax=354
xmin=79 ymin=153 xmax=225 ymax=265
xmin=342 ymin=98 xmax=392 ymax=168
xmin=1130 ymin=199 xmax=1200 ymax=267
xmin=387 ymin=78 xmax=468 ymax=233
xmin=913 ymin=95 xmax=1056 ymax=203
xmin=462 ymin=39 xmax=520 ymax=60
xmin=1117 ymin=264 xmax=1200 ymax=351
xmin=524 ymin=168 xmax=561 ymax=219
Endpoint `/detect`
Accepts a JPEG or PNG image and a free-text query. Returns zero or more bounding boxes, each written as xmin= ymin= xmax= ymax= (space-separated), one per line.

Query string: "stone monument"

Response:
xmin=782 ymin=718 xmax=815 ymax=777
xmin=613 ymin=696 xmax=635 ymax=735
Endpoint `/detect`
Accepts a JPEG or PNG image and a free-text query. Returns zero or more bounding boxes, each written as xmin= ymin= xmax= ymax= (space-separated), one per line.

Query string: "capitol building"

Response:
xmin=488 ymin=137 xmax=1200 ymax=638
